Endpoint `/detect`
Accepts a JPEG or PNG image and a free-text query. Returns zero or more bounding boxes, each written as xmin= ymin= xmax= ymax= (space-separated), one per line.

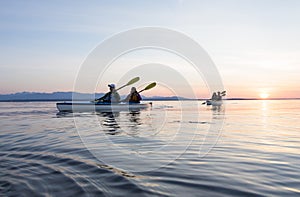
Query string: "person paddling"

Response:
xmin=217 ymin=91 xmax=222 ymax=101
xmin=211 ymin=92 xmax=217 ymax=100
xmin=96 ymin=84 xmax=120 ymax=103
xmin=123 ymin=87 xmax=142 ymax=103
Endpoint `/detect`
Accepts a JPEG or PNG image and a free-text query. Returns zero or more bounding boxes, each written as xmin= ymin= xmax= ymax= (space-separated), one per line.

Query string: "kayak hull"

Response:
xmin=56 ymin=102 xmax=152 ymax=112
xmin=206 ymin=100 xmax=223 ymax=106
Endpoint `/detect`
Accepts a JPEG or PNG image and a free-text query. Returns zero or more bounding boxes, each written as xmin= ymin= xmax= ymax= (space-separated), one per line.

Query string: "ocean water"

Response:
xmin=0 ymin=100 xmax=300 ymax=196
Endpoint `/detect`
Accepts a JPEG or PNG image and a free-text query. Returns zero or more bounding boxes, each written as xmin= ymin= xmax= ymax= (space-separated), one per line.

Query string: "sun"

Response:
xmin=259 ymin=93 xmax=269 ymax=99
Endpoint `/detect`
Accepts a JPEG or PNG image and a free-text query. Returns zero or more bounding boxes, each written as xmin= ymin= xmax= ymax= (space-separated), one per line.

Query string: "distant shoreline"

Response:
xmin=0 ymin=98 xmax=299 ymax=102
xmin=1 ymin=91 xmax=299 ymax=102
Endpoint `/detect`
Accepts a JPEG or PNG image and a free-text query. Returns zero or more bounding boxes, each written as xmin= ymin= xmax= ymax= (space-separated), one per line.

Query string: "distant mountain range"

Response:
xmin=0 ymin=92 xmax=190 ymax=101
xmin=0 ymin=92 xmax=298 ymax=102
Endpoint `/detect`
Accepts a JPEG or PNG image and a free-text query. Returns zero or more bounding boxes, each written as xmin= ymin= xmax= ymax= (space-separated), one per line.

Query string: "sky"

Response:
xmin=0 ymin=0 xmax=300 ymax=98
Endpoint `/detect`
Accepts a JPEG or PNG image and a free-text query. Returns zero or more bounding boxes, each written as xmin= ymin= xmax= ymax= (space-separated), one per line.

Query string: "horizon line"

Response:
xmin=0 ymin=91 xmax=299 ymax=100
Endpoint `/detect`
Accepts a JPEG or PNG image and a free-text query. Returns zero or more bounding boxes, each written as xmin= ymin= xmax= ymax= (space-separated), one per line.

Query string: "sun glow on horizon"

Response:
xmin=259 ymin=92 xmax=270 ymax=99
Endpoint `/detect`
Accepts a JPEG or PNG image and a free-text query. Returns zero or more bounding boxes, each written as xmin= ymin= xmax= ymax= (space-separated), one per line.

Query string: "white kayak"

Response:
xmin=206 ymin=100 xmax=223 ymax=106
xmin=56 ymin=102 xmax=152 ymax=112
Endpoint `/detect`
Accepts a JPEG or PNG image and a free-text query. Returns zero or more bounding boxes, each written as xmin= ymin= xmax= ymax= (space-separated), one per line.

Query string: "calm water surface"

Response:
xmin=0 ymin=100 xmax=300 ymax=196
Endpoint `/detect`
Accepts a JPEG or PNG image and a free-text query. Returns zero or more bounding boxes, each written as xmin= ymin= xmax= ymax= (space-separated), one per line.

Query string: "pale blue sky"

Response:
xmin=1 ymin=0 xmax=300 ymax=98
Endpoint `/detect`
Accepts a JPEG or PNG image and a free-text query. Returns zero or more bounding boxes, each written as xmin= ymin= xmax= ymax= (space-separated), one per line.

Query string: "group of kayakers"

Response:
xmin=94 ymin=79 xmax=225 ymax=105
xmin=211 ymin=91 xmax=223 ymax=101
xmin=95 ymin=84 xmax=142 ymax=104
xmin=202 ymin=90 xmax=226 ymax=106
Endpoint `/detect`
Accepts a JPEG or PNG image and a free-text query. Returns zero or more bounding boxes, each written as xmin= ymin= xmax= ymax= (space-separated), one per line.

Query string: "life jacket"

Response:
xmin=129 ymin=92 xmax=141 ymax=103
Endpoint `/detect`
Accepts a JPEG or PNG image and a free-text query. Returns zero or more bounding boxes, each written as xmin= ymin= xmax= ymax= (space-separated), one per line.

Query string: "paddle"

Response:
xmin=120 ymin=82 xmax=156 ymax=102
xmin=138 ymin=82 xmax=156 ymax=93
xmin=116 ymin=77 xmax=140 ymax=91
xmin=221 ymin=91 xmax=226 ymax=97
xmin=94 ymin=77 xmax=140 ymax=102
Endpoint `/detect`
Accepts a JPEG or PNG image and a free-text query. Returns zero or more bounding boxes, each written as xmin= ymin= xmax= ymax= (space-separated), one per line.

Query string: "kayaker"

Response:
xmin=123 ymin=87 xmax=142 ymax=103
xmin=217 ymin=91 xmax=222 ymax=101
xmin=211 ymin=92 xmax=217 ymax=100
xmin=96 ymin=84 xmax=120 ymax=103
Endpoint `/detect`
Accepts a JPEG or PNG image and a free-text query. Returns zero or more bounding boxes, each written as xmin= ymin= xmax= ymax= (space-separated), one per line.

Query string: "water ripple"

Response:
xmin=1 ymin=101 xmax=300 ymax=196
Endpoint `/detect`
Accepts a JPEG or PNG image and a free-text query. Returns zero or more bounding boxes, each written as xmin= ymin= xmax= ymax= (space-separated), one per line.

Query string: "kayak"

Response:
xmin=56 ymin=102 xmax=152 ymax=112
xmin=206 ymin=100 xmax=223 ymax=106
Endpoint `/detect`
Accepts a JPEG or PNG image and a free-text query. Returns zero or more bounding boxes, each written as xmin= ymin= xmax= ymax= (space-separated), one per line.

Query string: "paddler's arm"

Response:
xmin=95 ymin=92 xmax=109 ymax=102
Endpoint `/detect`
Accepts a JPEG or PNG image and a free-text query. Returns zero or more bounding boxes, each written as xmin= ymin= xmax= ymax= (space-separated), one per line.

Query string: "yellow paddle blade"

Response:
xmin=139 ymin=82 xmax=156 ymax=93
xmin=126 ymin=77 xmax=140 ymax=86
xmin=116 ymin=77 xmax=140 ymax=91
xmin=144 ymin=82 xmax=156 ymax=90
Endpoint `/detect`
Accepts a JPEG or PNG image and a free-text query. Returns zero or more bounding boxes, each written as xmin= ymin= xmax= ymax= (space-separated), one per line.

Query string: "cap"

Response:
xmin=108 ymin=84 xmax=115 ymax=88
